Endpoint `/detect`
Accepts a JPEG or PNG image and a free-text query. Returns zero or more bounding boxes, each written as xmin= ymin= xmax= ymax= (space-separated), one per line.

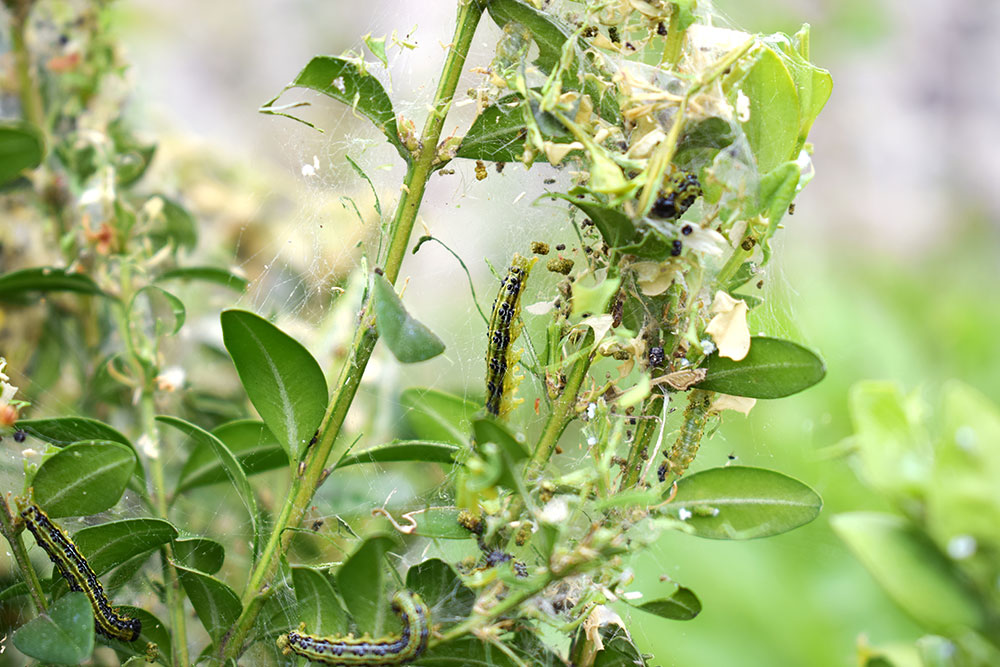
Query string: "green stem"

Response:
xmin=659 ymin=4 xmax=686 ymax=67
xmin=7 ymin=0 xmax=45 ymax=133
xmin=220 ymin=2 xmax=487 ymax=660
xmin=434 ymin=573 xmax=554 ymax=646
xmin=0 ymin=495 xmax=47 ymax=615
xmin=618 ymin=393 xmax=663 ymax=490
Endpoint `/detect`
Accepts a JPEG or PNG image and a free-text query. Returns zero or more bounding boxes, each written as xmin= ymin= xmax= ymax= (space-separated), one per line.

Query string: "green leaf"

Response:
xmin=150 ymin=196 xmax=197 ymax=251
xmin=32 ymin=441 xmax=136 ymax=517
xmin=292 ymin=566 xmax=348 ymax=636
xmin=108 ymin=120 xmax=156 ymax=187
xmin=472 ymin=418 xmax=529 ymax=461
xmin=373 ymin=273 xmax=446 ymax=363
xmin=487 ymin=0 xmax=620 ymax=124
xmin=550 ymin=194 xmax=637 ymax=249
xmin=336 ymin=535 xmax=398 ymax=636
xmin=128 ymin=285 xmax=186 ymax=341
xmin=405 ymin=558 xmax=475 ymax=623
xmin=457 ymin=97 xmax=528 ymax=163
xmin=738 ymin=45 xmax=800 ymax=173
xmin=157 ymin=416 xmax=259 ymax=542
xmin=73 ymin=519 xmax=177 ymax=575
xmin=173 ymin=537 xmax=225 ymax=575
xmin=571 ymin=276 xmax=621 ymax=319
xmin=633 ymin=585 xmax=701 ymax=621
xmin=261 ymin=55 xmax=405 ymax=160
xmin=423 ymin=635 xmax=562 ymax=667
xmin=176 ymin=420 xmax=287 ymax=494
xmin=98 ymin=606 xmax=171 ymax=665
xmin=832 ymin=512 xmax=986 ymax=634
xmin=220 ymin=309 xmax=328 ymax=460
xmin=155 ymin=266 xmax=248 ymax=292
xmin=174 ymin=564 xmax=242 ymax=643
xmin=400 ymin=507 xmax=473 ymax=540
xmin=0 ymin=122 xmax=44 ymax=184
xmin=666 ymin=466 xmax=822 ymax=539
xmin=0 ymin=267 xmax=103 ymax=300
xmin=590 ymin=625 xmax=649 ymax=667
xmin=336 ymin=440 xmax=458 ymax=468
xmin=674 ymin=117 xmax=736 ymax=170
xmin=399 ymin=387 xmax=478 ymax=446
xmin=13 ymin=592 xmax=94 ymax=664
xmin=15 ymin=416 xmax=145 ymax=487
xmin=695 ymin=336 xmax=825 ymax=398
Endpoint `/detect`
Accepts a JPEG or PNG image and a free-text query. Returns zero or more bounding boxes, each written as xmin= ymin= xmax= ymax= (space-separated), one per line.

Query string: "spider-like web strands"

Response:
xmin=20 ymin=503 xmax=142 ymax=642
xmin=277 ymin=591 xmax=431 ymax=665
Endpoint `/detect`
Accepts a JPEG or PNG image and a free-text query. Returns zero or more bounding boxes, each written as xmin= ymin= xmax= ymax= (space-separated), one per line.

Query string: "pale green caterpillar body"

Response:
xmin=485 ymin=253 xmax=536 ymax=418
xmin=277 ymin=591 xmax=430 ymax=665
xmin=19 ymin=502 xmax=141 ymax=642
xmin=659 ymin=389 xmax=714 ymax=481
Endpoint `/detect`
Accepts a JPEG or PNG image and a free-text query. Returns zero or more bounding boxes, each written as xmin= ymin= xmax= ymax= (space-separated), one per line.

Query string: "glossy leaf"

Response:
xmin=472 ymin=418 xmax=529 ymax=460
xmin=32 ymin=441 xmax=136 ymax=517
xmin=457 ymin=98 xmax=528 ymax=163
xmin=549 ymin=194 xmax=637 ymax=250
xmin=406 ymin=558 xmax=475 ymax=623
xmin=0 ymin=267 xmax=103 ymax=300
xmin=292 ymin=566 xmax=348 ymax=636
xmin=666 ymin=466 xmax=822 ymax=539
xmin=832 ymin=512 xmax=986 ymax=634
xmin=155 ymin=266 xmax=248 ymax=292
xmin=373 ymin=273 xmax=446 ymax=363
xmin=173 ymin=537 xmax=225 ymax=575
xmin=158 ymin=416 xmax=259 ymax=540
xmin=15 ymin=416 xmax=145 ymax=486
xmin=399 ymin=387 xmax=478 ymax=446
xmin=336 ymin=535 xmax=398 ymax=635
xmin=176 ymin=420 xmax=287 ymax=494
xmin=633 ymin=586 xmax=702 ymax=621
xmin=0 ymin=122 xmax=43 ymax=184
xmin=73 ymin=519 xmax=177 ymax=575
xmin=400 ymin=507 xmax=472 ymax=540
xmin=261 ymin=55 xmax=405 ymax=159
xmin=175 ymin=564 xmax=242 ymax=643
xmin=220 ymin=309 xmax=328 ymax=460
xmin=13 ymin=592 xmax=93 ymax=664
xmin=336 ymin=440 xmax=458 ymax=468
xmin=99 ymin=606 xmax=171 ymax=665
xmin=695 ymin=336 xmax=825 ymax=398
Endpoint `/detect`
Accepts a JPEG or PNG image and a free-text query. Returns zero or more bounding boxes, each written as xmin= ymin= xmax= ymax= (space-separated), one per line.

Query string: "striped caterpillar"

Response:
xmin=18 ymin=502 xmax=141 ymax=642
xmin=485 ymin=253 xmax=536 ymax=417
xmin=277 ymin=591 xmax=430 ymax=666
xmin=658 ymin=389 xmax=714 ymax=482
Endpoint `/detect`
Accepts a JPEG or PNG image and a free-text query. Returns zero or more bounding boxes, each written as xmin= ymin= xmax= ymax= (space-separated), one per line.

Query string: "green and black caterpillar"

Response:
xmin=277 ymin=591 xmax=430 ymax=665
xmin=485 ymin=253 xmax=536 ymax=417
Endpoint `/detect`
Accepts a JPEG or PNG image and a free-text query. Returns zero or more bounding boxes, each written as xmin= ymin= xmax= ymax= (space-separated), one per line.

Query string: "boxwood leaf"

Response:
xmin=176 ymin=420 xmax=287 ymax=494
xmin=336 ymin=440 xmax=458 ymax=468
xmin=399 ymin=388 xmax=478 ymax=446
xmin=155 ymin=266 xmax=248 ymax=292
xmin=13 ymin=592 xmax=93 ymax=664
xmin=0 ymin=267 xmax=103 ymax=300
xmin=98 ymin=606 xmax=171 ymax=664
xmin=173 ymin=536 xmax=225 ymax=575
xmin=0 ymin=122 xmax=44 ymax=184
xmin=15 ymin=417 xmax=145 ymax=487
xmin=696 ymin=336 xmax=825 ymax=398
xmin=406 ymin=558 xmax=475 ymax=623
xmin=336 ymin=535 xmax=398 ymax=635
xmin=32 ymin=441 xmax=136 ymax=517
xmin=373 ymin=273 xmax=446 ymax=363
xmin=665 ymin=466 xmax=822 ymax=539
xmin=633 ymin=585 xmax=701 ymax=621
xmin=157 ymin=415 xmax=258 ymax=542
xmin=832 ymin=512 xmax=986 ymax=634
xmin=73 ymin=518 xmax=177 ymax=575
xmin=174 ymin=564 xmax=242 ymax=643
xmin=220 ymin=309 xmax=328 ymax=460
xmin=292 ymin=566 xmax=348 ymax=636
xmin=261 ymin=55 xmax=406 ymax=160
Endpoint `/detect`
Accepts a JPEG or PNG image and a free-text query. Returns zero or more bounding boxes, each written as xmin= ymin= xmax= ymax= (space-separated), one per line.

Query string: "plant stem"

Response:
xmin=659 ymin=4 xmax=686 ymax=67
xmin=434 ymin=574 xmax=554 ymax=646
xmin=7 ymin=0 xmax=46 ymax=133
xmin=220 ymin=2 xmax=486 ymax=660
xmin=0 ymin=495 xmax=47 ymax=615
xmin=618 ymin=393 xmax=663 ymax=490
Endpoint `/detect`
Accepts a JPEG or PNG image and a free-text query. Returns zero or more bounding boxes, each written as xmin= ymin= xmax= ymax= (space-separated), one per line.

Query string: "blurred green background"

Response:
xmin=4 ymin=0 xmax=999 ymax=665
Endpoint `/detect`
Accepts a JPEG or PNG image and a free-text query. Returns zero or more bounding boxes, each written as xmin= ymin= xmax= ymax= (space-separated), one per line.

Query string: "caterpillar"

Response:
xmin=485 ymin=253 xmax=537 ymax=417
xmin=658 ymin=389 xmax=714 ymax=482
xmin=650 ymin=171 xmax=702 ymax=221
xmin=277 ymin=591 xmax=430 ymax=666
xmin=18 ymin=502 xmax=141 ymax=642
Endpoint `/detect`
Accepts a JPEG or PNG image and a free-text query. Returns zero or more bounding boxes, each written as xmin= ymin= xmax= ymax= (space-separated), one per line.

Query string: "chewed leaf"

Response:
xmin=261 ymin=55 xmax=406 ymax=159
xmin=373 ymin=273 xmax=446 ymax=363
